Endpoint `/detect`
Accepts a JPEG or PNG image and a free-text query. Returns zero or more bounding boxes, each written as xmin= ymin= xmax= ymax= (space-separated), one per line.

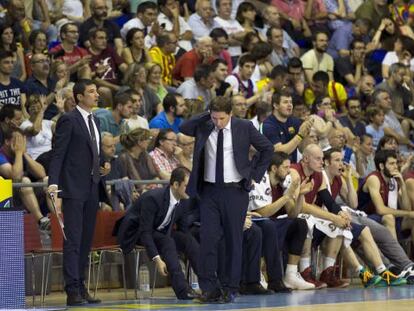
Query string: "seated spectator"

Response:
xmin=263 ymin=90 xmax=313 ymax=162
xmin=94 ymin=91 xmax=133 ymax=153
xmin=350 ymin=74 xmax=376 ymax=110
xmin=20 ymin=95 xmax=52 ymax=160
xmin=211 ymin=59 xmax=232 ymax=97
xmin=231 ymin=95 xmax=248 ymax=119
xmin=119 ymin=128 xmax=160 ymax=188
xmin=376 ymin=62 xmax=413 ymax=117
xmin=210 ymin=27 xmax=233 ymax=74
xmin=49 ymin=23 xmax=91 ymax=80
xmin=287 ymin=57 xmax=306 ymax=97
xmin=0 ymin=127 xmax=49 ymax=229
xmin=301 ymin=31 xmax=334 ymax=84
xmin=177 ymin=133 xmax=194 ymax=171
xmin=214 ymin=0 xmax=246 ymax=66
xmin=122 ymin=28 xmax=150 ymax=65
xmin=338 ymin=97 xmax=366 ymax=137
xmin=257 ymin=65 xmax=289 ymax=95
xmin=250 ymin=100 xmax=272 ymax=131
xmin=146 ymin=62 xmax=168 ymax=102
xmin=149 ymin=32 xmax=178 ymax=86
xmin=304 ymin=71 xmax=347 ymax=113
xmin=87 ymin=27 xmax=127 ymax=107
xmin=149 ymin=129 xmax=182 ymax=180
xmin=149 ymin=93 xmax=186 ymax=133
xmin=157 ymin=0 xmax=193 ymax=54
xmin=0 ymin=105 xmax=24 ymax=145
xmin=176 ymin=64 xmax=214 ymax=107
xmin=225 ymin=54 xmax=260 ymax=107
xmin=324 ymin=0 xmax=354 ymax=32
xmin=124 ymin=90 xmax=151 ymax=132
xmin=173 ymin=36 xmax=214 ymax=82
xmin=373 ymin=89 xmax=414 ymax=151
xmin=0 ymin=21 xmax=25 ymax=82
xmin=121 ymin=63 xmax=162 ymax=120
xmin=237 ymin=42 xmax=273 ymax=84
xmin=0 ymin=50 xmax=27 ymax=107
xmin=260 ymin=5 xmax=300 ymax=57
xmin=355 ymin=0 xmax=390 ymax=30
xmin=188 ymin=0 xmax=218 ymax=40
xmin=120 ymin=1 xmax=159 ymax=42
xmin=303 ymin=0 xmax=329 ymax=34
xmin=355 ymin=133 xmax=376 ymax=178
xmin=382 ymin=35 xmax=414 ymax=78
xmin=267 ymin=26 xmax=297 ymax=67
xmin=334 ymin=39 xmax=367 ymax=87
xmin=26 ymin=53 xmax=63 ymax=120
xmin=365 ymin=105 xmax=385 ymax=149
xmin=328 ymin=19 xmax=370 ymax=60
xmin=24 ymin=29 xmax=48 ymax=77
xmin=79 ymin=0 xmax=123 ymax=56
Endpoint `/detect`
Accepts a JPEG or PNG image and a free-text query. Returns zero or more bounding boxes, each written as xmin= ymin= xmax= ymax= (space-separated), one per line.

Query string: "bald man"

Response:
xmin=173 ymin=36 xmax=214 ymax=81
xmin=188 ymin=0 xmax=219 ymax=40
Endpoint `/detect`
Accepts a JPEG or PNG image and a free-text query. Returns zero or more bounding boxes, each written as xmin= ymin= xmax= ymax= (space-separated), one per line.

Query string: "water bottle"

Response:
xmin=139 ymin=265 xmax=150 ymax=292
xmin=189 ymin=267 xmax=199 ymax=290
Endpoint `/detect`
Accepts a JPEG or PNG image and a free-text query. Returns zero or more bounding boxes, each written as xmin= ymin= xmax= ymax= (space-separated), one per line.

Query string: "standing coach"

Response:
xmin=180 ymin=96 xmax=273 ymax=303
xmin=48 ymin=80 xmax=106 ymax=306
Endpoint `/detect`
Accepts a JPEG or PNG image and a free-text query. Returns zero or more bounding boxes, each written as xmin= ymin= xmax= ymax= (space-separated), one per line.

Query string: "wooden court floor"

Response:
xmin=25 ymin=285 xmax=414 ymax=311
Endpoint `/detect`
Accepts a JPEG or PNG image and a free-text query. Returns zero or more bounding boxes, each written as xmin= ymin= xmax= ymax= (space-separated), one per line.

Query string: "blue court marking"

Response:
xmin=49 ymin=286 xmax=414 ymax=311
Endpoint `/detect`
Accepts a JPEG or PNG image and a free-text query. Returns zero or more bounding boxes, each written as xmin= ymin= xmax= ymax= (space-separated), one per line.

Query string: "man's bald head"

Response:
xmin=302 ymin=144 xmax=324 ymax=173
xmin=303 ymin=143 xmax=322 ymax=157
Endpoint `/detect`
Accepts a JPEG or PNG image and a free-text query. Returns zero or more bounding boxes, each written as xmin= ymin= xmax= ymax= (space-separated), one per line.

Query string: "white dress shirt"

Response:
xmin=157 ymin=189 xmax=179 ymax=231
xmin=204 ymin=120 xmax=242 ymax=183
xmin=77 ymin=106 xmax=100 ymax=154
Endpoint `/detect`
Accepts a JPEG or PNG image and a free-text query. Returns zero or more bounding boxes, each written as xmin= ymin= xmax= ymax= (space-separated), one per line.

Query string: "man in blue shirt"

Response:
xmin=263 ymin=90 xmax=313 ymax=163
xmin=149 ymin=93 xmax=187 ymax=133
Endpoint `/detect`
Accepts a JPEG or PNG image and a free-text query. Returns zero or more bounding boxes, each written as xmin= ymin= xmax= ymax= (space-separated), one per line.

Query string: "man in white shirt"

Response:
xmin=188 ymin=0 xmax=219 ymax=40
xmin=120 ymin=1 xmax=158 ymax=47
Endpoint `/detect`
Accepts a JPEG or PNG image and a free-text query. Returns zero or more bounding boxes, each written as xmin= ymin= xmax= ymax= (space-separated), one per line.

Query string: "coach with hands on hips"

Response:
xmin=47 ymin=80 xmax=109 ymax=306
xmin=180 ymin=96 xmax=273 ymax=303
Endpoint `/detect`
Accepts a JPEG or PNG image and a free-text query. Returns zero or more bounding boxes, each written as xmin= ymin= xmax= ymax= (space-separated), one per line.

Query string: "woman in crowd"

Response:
xmin=0 ymin=23 xmax=26 ymax=81
xmin=25 ymin=29 xmax=48 ymax=76
xmin=122 ymin=28 xmax=150 ymax=65
xmin=119 ymin=128 xmax=160 ymax=191
xmin=146 ymin=62 xmax=168 ymax=102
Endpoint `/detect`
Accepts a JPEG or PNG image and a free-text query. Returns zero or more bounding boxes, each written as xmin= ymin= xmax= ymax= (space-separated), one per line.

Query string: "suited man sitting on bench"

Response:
xmin=117 ymin=166 xmax=200 ymax=300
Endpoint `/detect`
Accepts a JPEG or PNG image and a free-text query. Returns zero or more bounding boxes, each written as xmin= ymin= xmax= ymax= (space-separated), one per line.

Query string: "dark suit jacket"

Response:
xmin=116 ymin=186 xmax=194 ymax=256
xmin=48 ymin=108 xmax=102 ymax=200
xmin=179 ymin=112 xmax=274 ymax=197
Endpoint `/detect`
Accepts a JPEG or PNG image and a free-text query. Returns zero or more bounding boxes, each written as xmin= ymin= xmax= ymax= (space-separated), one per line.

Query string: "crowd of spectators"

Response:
xmin=1 ymin=0 xmax=414 ymax=295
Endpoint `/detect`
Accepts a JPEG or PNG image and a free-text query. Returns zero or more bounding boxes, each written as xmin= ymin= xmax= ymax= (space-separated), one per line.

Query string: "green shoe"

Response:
xmin=380 ymin=270 xmax=408 ymax=286
xmin=359 ymin=267 xmax=383 ymax=288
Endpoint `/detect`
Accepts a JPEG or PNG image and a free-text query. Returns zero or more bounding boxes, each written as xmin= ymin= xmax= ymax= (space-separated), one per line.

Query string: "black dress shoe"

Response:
xmin=67 ymin=293 xmax=87 ymax=306
xmin=179 ymin=288 xmax=201 ymax=300
xmin=219 ymin=289 xmax=237 ymax=303
xmin=81 ymin=291 xmax=102 ymax=304
xmin=239 ymin=283 xmax=272 ymax=295
xmin=194 ymin=289 xmax=222 ymax=303
xmin=268 ymin=281 xmax=292 ymax=293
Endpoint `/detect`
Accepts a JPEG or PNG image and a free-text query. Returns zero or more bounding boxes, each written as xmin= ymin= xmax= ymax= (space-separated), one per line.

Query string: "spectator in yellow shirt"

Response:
xmin=149 ymin=32 xmax=177 ymax=86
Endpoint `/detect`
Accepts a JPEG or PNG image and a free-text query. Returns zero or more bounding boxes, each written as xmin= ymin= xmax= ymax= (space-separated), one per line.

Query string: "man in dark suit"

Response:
xmin=180 ymin=96 xmax=274 ymax=303
xmin=48 ymin=80 xmax=107 ymax=306
xmin=117 ymin=167 xmax=200 ymax=300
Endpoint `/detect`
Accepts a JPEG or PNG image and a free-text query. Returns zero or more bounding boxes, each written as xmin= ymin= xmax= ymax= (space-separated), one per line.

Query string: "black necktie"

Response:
xmin=215 ymin=129 xmax=224 ymax=185
xmin=166 ymin=202 xmax=178 ymax=236
xmin=88 ymin=114 xmax=100 ymax=183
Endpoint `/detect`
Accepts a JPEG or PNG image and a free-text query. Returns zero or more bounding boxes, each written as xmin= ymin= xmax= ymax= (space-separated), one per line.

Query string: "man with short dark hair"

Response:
xmin=301 ymin=31 xmax=334 ymax=84
xmin=0 ymin=105 xmax=24 ymax=145
xmin=267 ymin=26 xmax=297 ymax=67
xmin=231 ymin=95 xmax=248 ymax=119
xmin=120 ymin=1 xmax=159 ymax=41
xmin=263 ymin=90 xmax=313 ymax=163
xmin=94 ymin=92 xmax=133 ymax=153
xmin=210 ymin=27 xmax=232 ymax=73
xmin=180 ymin=96 xmax=273 ymax=303
xmin=79 ymin=0 xmax=123 ymax=55
xmin=117 ymin=167 xmax=200 ymax=300
xmin=48 ymin=79 xmax=107 ymax=306
xmin=149 ymin=93 xmax=187 ymax=133
xmin=0 ymin=50 xmax=26 ymax=107
xmin=339 ymin=97 xmax=366 ymax=137
xmin=49 ymin=23 xmax=91 ymax=79
xmin=176 ymin=64 xmax=214 ymax=106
